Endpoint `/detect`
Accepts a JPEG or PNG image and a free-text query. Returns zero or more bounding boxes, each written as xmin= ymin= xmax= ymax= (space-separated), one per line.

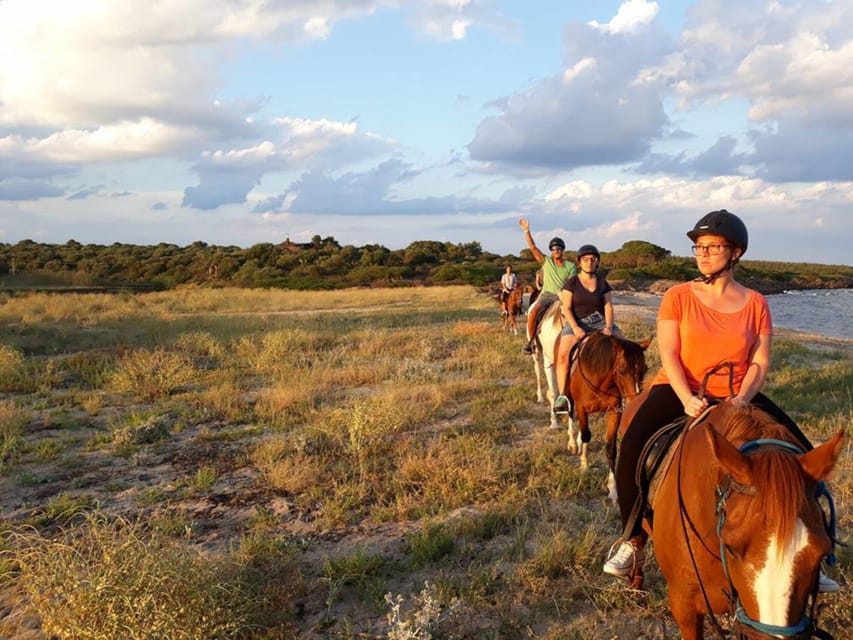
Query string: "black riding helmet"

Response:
xmin=548 ymin=237 xmax=566 ymax=251
xmin=687 ymin=209 xmax=748 ymax=283
xmin=686 ymin=209 xmax=748 ymax=255
xmin=576 ymin=244 xmax=600 ymax=259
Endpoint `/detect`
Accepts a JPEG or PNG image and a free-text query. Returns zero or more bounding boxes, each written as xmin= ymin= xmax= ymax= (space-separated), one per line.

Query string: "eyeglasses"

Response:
xmin=691 ymin=243 xmax=730 ymax=256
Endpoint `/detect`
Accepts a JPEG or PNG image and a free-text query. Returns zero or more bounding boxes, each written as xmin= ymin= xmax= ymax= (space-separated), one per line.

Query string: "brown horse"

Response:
xmin=529 ymin=301 xmax=650 ymax=486
xmin=565 ymin=332 xmax=650 ymax=498
xmin=500 ymin=287 xmax=523 ymax=334
xmin=620 ymin=398 xmax=844 ymax=639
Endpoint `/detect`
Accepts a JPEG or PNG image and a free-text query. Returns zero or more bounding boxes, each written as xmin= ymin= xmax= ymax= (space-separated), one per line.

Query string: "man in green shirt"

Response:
xmin=518 ymin=218 xmax=577 ymax=354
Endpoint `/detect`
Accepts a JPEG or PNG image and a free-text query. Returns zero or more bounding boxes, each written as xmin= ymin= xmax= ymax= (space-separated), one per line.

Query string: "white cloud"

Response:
xmin=738 ymin=33 xmax=853 ymax=126
xmin=1 ymin=119 xmax=207 ymax=165
xmin=563 ymin=57 xmax=597 ymax=84
xmin=409 ymin=0 xmax=518 ymax=41
xmin=181 ymin=117 xmax=396 ymax=210
xmin=589 ymin=0 xmax=659 ymax=35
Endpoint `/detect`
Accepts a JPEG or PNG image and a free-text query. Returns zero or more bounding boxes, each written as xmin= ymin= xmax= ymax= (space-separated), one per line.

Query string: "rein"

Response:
xmin=673 ymin=363 xmax=835 ymax=639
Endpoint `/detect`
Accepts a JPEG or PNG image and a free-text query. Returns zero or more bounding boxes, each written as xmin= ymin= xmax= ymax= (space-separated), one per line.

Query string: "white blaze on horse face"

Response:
xmin=753 ymin=519 xmax=810 ymax=626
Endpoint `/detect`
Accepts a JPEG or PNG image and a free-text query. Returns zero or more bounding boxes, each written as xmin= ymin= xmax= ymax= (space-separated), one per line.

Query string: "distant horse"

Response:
xmin=528 ymin=300 xmax=650 ymax=485
xmin=500 ymin=288 xmax=523 ymax=334
xmin=620 ymin=397 xmax=843 ymax=640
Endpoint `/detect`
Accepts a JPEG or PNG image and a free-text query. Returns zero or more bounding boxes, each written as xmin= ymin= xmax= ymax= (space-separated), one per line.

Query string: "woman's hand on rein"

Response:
xmin=728 ymin=395 xmax=749 ymax=408
xmin=684 ymin=395 xmax=708 ymax=417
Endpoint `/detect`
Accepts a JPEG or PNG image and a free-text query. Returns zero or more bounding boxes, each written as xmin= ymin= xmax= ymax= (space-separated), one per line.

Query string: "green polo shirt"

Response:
xmin=542 ymin=256 xmax=577 ymax=295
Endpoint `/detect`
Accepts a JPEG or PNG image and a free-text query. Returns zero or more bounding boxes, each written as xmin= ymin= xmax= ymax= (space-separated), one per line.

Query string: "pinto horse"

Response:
xmin=621 ymin=397 xmax=844 ymax=640
xmin=500 ymin=287 xmax=523 ymax=334
xmin=528 ymin=300 xmax=651 ymax=486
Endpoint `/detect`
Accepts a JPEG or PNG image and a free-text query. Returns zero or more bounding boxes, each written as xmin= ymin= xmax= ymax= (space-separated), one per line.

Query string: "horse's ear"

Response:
xmin=705 ymin=424 xmax=752 ymax=485
xmin=637 ymin=335 xmax=653 ymax=350
xmin=799 ymin=430 xmax=845 ymax=483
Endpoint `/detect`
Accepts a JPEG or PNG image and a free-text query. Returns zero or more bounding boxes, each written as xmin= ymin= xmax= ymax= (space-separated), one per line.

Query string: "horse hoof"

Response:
xmin=628 ymin=575 xmax=645 ymax=590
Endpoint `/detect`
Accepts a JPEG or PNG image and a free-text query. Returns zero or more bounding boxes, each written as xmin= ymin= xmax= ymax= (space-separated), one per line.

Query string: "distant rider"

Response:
xmin=499 ymin=265 xmax=518 ymax=306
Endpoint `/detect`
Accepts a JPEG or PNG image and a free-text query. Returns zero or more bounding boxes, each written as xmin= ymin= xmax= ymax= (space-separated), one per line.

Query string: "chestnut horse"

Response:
xmin=528 ymin=300 xmax=650 ymax=490
xmin=568 ymin=331 xmax=650 ymax=499
xmin=500 ymin=287 xmax=523 ymax=334
xmin=620 ymin=397 xmax=843 ymax=639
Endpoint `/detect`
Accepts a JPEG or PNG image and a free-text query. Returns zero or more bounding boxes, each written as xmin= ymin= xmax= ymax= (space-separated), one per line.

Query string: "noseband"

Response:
xmin=715 ymin=438 xmax=836 ymax=640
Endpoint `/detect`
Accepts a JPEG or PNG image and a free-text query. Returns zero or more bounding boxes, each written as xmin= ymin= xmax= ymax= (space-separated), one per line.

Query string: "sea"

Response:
xmin=767 ymin=288 xmax=853 ymax=340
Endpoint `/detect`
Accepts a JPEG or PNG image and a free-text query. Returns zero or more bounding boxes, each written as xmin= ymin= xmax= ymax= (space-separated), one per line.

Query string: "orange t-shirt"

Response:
xmin=652 ymin=282 xmax=773 ymax=398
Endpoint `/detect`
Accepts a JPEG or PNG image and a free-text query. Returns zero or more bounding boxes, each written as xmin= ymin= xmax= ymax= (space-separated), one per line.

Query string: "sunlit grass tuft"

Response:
xmin=3 ymin=515 xmax=264 ymax=639
xmin=109 ymin=347 xmax=198 ymax=400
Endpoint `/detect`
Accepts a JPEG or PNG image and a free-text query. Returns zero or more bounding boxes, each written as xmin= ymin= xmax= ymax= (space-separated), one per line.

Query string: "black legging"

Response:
xmin=615 ymin=384 xmax=813 ymax=538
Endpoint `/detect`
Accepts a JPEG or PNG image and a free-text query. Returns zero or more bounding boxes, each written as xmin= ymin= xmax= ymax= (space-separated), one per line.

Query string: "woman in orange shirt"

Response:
xmin=602 ymin=210 xmax=837 ymax=592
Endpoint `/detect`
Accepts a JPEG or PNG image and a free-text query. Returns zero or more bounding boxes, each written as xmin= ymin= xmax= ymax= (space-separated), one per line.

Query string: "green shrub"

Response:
xmin=405 ymin=523 xmax=455 ymax=567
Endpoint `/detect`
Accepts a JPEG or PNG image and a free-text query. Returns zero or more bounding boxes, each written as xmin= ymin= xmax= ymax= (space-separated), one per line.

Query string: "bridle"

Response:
xmin=717 ymin=441 xmax=834 ymax=640
xmin=674 ymin=363 xmax=836 ymax=639
xmin=571 ymin=335 xmax=643 ymax=404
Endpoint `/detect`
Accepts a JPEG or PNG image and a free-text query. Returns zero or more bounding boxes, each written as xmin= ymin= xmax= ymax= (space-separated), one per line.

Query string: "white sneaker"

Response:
xmin=603 ymin=539 xmax=644 ymax=577
xmin=818 ymin=572 xmax=839 ymax=593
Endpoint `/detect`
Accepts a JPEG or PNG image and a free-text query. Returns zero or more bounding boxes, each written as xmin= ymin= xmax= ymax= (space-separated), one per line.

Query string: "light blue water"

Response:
xmin=766 ymin=288 xmax=853 ymax=340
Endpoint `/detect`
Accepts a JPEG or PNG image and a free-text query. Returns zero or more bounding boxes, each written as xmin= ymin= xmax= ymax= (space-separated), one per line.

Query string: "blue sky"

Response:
xmin=1 ymin=0 xmax=852 ymax=264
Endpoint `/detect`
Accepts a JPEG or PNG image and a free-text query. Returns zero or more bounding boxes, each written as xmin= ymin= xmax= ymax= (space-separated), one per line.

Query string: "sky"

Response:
xmin=1 ymin=0 xmax=852 ymax=264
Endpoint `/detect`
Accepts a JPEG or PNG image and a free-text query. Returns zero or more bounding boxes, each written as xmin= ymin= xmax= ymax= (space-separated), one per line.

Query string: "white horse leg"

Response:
xmin=566 ymin=415 xmax=579 ymax=454
xmin=532 ymin=354 xmax=545 ymax=404
xmin=544 ymin=363 xmax=560 ymax=429
xmin=607 ymin=471 xmax=617 ymax=504
xmin=579 ymin=441 xmax=589 ymax=471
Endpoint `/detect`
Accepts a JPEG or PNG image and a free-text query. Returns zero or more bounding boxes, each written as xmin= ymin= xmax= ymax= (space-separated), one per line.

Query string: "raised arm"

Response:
xmin=518 ymin=218 xmax=545 ymax=264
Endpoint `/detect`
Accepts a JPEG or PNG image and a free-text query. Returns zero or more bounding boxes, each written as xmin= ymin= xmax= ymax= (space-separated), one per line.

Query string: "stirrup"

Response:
xmin=553 ymin=395 xmax=571 ymax=414
xmin=818 ymin=572 xmax=840 ymax=593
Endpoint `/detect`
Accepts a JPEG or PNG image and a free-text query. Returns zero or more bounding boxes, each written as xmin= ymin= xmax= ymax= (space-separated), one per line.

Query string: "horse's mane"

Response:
xmin=580 ymin=334 xmax=647 ymax=381
xmin=714 ymin=405 xmax=807 ymax=550
xmin=579 ymin=333 xmax=617 ymax=378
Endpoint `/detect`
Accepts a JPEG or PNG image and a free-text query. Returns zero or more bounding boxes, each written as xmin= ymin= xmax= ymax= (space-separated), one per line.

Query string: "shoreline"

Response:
xmin=612 ymin=293 xmax=852 ymax=355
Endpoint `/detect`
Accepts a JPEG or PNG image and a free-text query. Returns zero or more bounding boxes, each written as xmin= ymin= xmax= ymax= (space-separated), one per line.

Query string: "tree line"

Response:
xmin=0 ymin=236 xmax=850 ymax=294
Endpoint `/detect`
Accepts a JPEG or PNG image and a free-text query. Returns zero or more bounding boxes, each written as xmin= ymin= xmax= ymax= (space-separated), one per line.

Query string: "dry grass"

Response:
xmin=3 ymin=515 xmax=264 ymax=640
xmin=0 ymin=285 xmax=849 ymax=639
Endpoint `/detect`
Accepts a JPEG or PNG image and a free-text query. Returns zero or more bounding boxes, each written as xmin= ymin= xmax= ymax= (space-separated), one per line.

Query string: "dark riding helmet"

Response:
xmin=577 ymin=244 xmax=600 ymax=259
xmin=548 ymin=237 xmax=566 ymax=251
xmin=686 ymin=209 xmax=748 ymax=255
